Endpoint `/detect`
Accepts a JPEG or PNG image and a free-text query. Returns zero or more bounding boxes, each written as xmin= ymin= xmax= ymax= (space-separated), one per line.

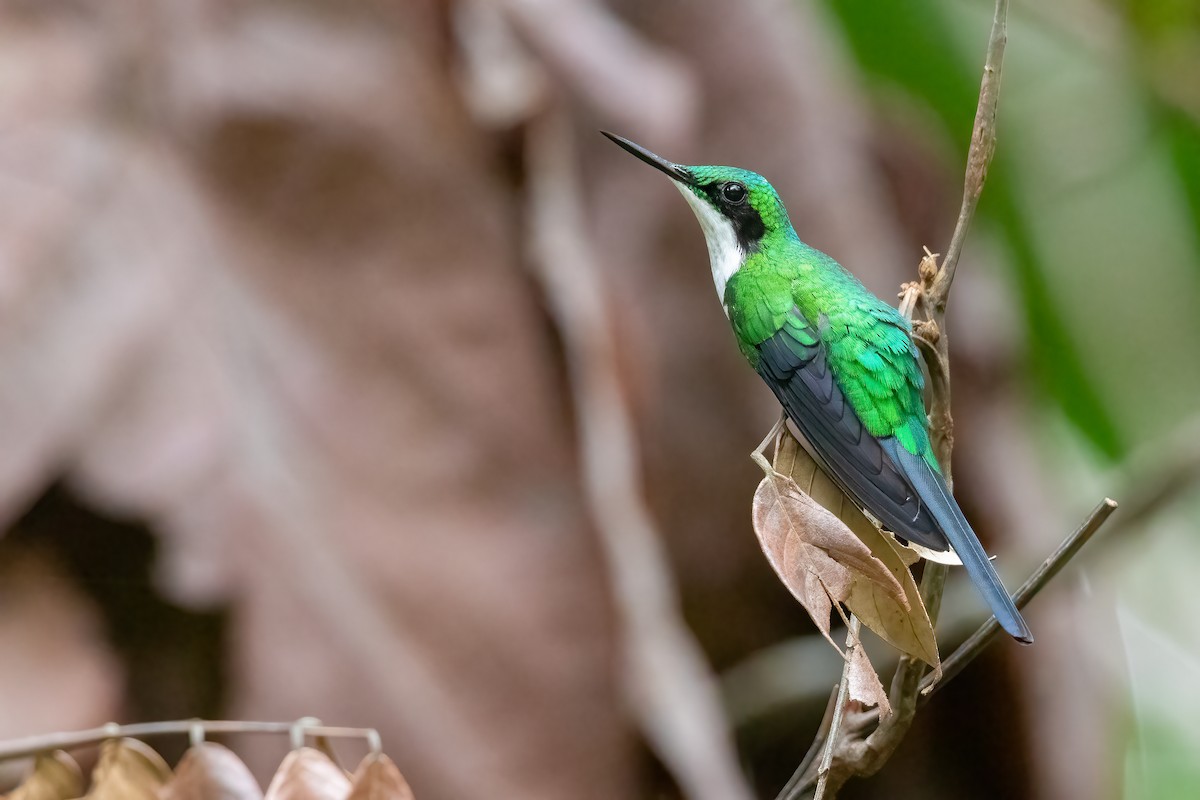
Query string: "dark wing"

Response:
xmin=755 ymin=310 xmax=947 ymax=552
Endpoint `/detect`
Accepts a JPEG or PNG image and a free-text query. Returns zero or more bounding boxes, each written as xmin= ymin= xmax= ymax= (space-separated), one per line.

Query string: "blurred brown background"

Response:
xmin=2 ymin=1 xmax=1199 ymax=799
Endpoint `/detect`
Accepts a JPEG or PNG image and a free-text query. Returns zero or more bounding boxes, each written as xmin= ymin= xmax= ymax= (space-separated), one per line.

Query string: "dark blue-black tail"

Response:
xmin=882 ymin=439 xmax=1033 ymax=644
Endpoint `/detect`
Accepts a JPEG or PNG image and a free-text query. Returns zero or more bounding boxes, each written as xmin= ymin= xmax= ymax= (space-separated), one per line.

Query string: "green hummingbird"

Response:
xmin=604 ymin=132 xmax=1031 ymax=644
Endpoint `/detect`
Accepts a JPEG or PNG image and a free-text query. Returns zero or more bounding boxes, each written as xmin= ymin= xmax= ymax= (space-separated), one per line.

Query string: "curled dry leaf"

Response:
xmin=847 ymin=532 xmax=940 ymax=674
xmin=348 ymin=753 xmax=416 ymax=800
xmin=752 ymin=432 xmax=906 ymax=650
xmin=846 ymin=644 xmax=892 ymax=719
xmin=772 ymin=429 xmax=940 ymax=670
xmin=84 ymin=739 xmax=171 ymax=800
xmin=5 ymin=751 xmax=82 ymax=800
xmin=159 ymin=742 xmax=263 ymax=800
xmin=263 ymin=748 xmax=351 ymax=800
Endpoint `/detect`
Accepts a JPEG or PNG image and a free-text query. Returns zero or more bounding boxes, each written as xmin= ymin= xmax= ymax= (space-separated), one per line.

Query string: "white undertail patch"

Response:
xmin=901 ymin=540 xmax=964 ymax=566
xmin=674 ymin=183 xmax=744 ymax=314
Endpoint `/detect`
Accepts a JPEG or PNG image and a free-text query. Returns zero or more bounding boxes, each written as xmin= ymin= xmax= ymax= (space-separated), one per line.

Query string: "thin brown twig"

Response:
xmin=929 ymin=0 xmax=1010 ymax=312
xmin=813 ymin=617 xmax=860 ymax=800
xmin=924 ymin=497 xmax=1117 ymax=693
xmin=775 ymin=687 xmax=840 ymax=799
xmin=775 ymin=554 xmax=950 ymax=800
xmin=845 ymin=0 xmax=1012 ymax=769
xmin=834 ymin=497 xmax=1120 ymax=737
xmin=0 ymin=720 xmax=382 ymax=763
xmin=896 ymin=282 xmax=924 ymax=321
xmin=775 ymin=1 xmax=1015 ymax=797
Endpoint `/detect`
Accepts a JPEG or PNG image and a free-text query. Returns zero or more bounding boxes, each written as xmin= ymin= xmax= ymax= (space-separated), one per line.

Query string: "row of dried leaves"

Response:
xmin=751 ymin=427 xmax=942 ymax=717
xmin=3 ymin=739 xmax=412 ymax=800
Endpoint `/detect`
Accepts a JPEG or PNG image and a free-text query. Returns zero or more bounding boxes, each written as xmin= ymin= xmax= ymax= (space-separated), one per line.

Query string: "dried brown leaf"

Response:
xmin=847 ymin=532 xmax=940 ymax=670
xmin=347 ymin=753 xmax=415 ymax=800
xmin=846 ymin=644 xmax=892 ymax=719
xmin=5 ymin=751 xmax=82 ymax=800
xmin=753 ymin=441 xmax=904 ymax=649
xmin=263 ymin=748 xmax=351 ymax=800
xmin=84 ymin=739 xmax=171 ymax=800
xmin=159 ymin=742 xmax=263 ymax=800
xmin=775 ymin=430 xmax=940 ymax=669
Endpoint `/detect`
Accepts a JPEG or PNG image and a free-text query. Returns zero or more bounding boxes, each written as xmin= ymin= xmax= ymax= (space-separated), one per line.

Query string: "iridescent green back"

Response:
xmin=703 ymin=166 xmax=937 ymax=469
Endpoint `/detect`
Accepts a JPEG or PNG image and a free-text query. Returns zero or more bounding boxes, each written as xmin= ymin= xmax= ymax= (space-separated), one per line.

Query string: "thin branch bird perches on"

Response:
xmin=777 ymin=1 xmax=1117 ymax=797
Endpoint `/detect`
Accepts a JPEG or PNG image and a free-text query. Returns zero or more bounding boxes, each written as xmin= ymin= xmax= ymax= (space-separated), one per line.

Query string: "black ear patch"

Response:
xmin=704 ymin=182 xmax=766 ymax=251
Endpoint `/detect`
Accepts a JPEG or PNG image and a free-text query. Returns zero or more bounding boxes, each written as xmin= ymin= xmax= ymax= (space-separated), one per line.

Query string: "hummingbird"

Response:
xmin=603 ymin=132 xmax=1032 ymax=644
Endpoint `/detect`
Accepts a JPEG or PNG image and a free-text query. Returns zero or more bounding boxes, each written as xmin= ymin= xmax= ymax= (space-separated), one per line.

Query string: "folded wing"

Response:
xmin=754 ymin=311 xmax=947 ymax=552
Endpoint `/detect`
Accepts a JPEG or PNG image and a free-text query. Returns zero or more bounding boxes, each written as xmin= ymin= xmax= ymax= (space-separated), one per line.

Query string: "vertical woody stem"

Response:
xmin=777 ymin=1 xmax=1012 ymax=797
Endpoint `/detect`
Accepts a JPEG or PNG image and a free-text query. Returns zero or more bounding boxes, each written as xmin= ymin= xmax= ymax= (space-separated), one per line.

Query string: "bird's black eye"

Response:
xmin=721 ymin=182 xmax=747 ymax=205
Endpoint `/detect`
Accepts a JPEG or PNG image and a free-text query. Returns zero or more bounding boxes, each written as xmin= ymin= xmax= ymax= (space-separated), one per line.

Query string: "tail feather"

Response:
xmin=881 ymin=439 xmax=1033 ymax=644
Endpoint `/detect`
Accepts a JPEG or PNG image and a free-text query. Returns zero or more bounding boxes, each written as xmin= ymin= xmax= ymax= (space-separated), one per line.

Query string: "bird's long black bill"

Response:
xmin=601 ymin=132 xmax=694 ymax=185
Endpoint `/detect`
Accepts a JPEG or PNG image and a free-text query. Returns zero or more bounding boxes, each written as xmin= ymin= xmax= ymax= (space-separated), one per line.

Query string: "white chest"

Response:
xmin=675 ymin=185 xmax=744 ymax=313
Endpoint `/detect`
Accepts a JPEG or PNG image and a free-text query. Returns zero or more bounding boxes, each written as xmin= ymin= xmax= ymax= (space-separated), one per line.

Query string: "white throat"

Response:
xmin=675 ymin=184 xmax=744 ymax=313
